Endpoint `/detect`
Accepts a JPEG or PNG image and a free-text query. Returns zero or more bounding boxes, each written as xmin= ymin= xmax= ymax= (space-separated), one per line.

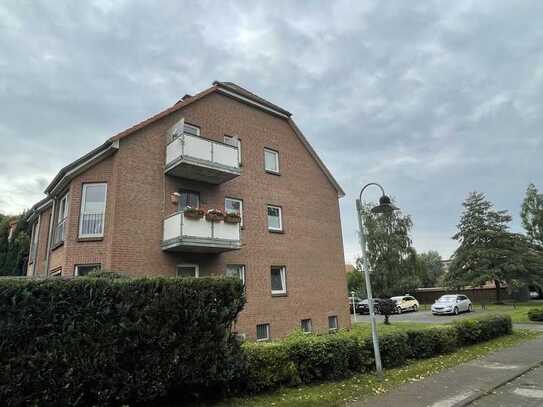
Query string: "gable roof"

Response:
xmin=109 ymin=81 xmax=344 ymax=197
xmin=35 ymin=81 xmax=343 ymax=212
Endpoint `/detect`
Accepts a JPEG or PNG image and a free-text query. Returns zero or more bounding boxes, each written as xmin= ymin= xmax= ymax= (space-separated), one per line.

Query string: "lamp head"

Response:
xmin=371 ymin=195 xmax=399 ymax=214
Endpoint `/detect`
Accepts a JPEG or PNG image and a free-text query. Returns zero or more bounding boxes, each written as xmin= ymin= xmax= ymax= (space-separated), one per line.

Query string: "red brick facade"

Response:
xmin=26 ymin=83 xmax=349 ymax=339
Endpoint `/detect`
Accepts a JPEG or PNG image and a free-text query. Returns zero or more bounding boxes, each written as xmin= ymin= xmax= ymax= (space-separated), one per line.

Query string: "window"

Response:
xmin=267 ymin=205 xmax=282 ymax=231
xmin=179 ymin=190 xmax=200 ymax=210
xmin=264 ymin=148 xmax=279 ymax=173
xmin=226 ymin=264 xmax=246 ymax=286
xmin=29 ymin=220 xmax=39 ymax=262
xmin=79 ymin=183 xmax=107 ymax=238
xmin=270 ymin=266 xmax=287 ymax=295
xmin=328 ymin=316 xmax=338 ymax=331
xmin=225 ymin=197 xmax=243 ymax=226
xmin=53 ymin=193 xmax=69 ymax=244
xmin=176 ymin=264 xmax=199 ymax=278
xmin=50 ymin=268 xmax=62 ymax=278
xmin=184 ymin=123 xmax=200 ymax=136
xmin=75 ymin=264 xmax=101 ymax=276
xmin=256 ymin=323 xmax=270 ymax=341
xmin=301 ymin=319 xmax=312 ymax=333
xmin=224 ymin=135 xmax=241 ymax=164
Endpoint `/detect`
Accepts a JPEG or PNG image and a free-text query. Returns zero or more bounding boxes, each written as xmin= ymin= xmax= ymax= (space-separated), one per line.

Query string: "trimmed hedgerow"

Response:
xmin=528 ymin=308 xmax=543 ymax=321
xmin=454 ymin=314 xmax=512 ymax=345
xmin=0 ymin=276 xmax=245 ymax=406
xmin=241 ymin=315 xmax=512 ymax=394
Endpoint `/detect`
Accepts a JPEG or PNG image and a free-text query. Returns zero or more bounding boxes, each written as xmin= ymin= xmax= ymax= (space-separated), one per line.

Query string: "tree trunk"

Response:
xmin=384 ymin=314 xmax=390 ymax=325
xmin=495 ymin=279 xmax=502 ymax=304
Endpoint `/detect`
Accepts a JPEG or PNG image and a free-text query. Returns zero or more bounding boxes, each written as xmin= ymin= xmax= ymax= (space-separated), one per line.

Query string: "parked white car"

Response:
xmin=431 ymin=294 xmax=472 ymax=315
xmin=390 ymin=295 xmax=419 ymax=314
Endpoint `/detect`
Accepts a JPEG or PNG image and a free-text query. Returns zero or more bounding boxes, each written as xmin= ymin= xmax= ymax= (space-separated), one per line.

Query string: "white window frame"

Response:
xmin=226 ymin=264 xmax=246 ymax=286
xmin=75 ymin=264 xmax=102 ymax=276
xmin=29 ymin=219 xmax=39 ymax=263
xmin=301 ymin=319 xmax=312 ymax=333
xmin=49 ymin=268 xmax=62 ymax=278
xmin=79 ymin=183 xmax=107 ymax=238
xmin=54 ymin=193 xmax=69 ymax=244
xmin=225 ymin=197 xmax=243 ymax=227
xmin=184 ymin=123 xmax=200 ymax=136
xmin=264 ymin=148 xmax=279 ymax=173
xmin=256 ymin=323 xmax=270 ymax=341
xmin=224 ymin=135 xmax=241 ymax=164
xmin=270 ymin=265 xmax=287 ymax=295
xmin=328 ymin=315 xmax=338 ymax=331
xmin=267 ymin=205 xmax=283 ymax=232
xmin=176 ymin=264 xmax=199 ymax=278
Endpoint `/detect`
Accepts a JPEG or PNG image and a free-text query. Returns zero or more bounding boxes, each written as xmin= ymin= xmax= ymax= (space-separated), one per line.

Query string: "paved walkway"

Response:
xmin=349 ymin=326 xmax=543 ymax=407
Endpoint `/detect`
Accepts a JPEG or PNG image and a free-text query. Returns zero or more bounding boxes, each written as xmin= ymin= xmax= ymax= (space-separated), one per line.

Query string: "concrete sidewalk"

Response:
xmin=349 ymin=330 xmax=543 ymax=407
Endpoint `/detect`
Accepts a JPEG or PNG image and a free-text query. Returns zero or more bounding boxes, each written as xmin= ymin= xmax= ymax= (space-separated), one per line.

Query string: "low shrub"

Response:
xmin=0 ymin=276 xmax=245 ymax=406
xmin=242 ymin=314 xmax=512 ymax=394
xmin=454 ymin=315 xmax=512 ymax=345
xmin=283 ymin=331 xmax=361 ymax=383
xmin=406 ymin=327 xmax=458 ymax=359
xmin=528 ymin=308 xmax=543 ymax=321
xmin=242 ymin=342 xmax=299 ymax=393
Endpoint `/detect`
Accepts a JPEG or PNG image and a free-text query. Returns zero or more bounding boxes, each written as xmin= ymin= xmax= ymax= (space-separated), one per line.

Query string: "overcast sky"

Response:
xmin=1 ymin=0 xmax=542 ymax=262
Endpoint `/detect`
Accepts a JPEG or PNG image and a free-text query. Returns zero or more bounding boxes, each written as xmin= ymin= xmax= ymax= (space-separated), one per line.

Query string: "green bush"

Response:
xmin=242 ymin=314 xmax=512 ymax=394
xmin=454 ymin=315 xmax=512 ymax=345
xmin=406 ymin=327 xmax=458 ymax=359
xmin=528 ymin=308 xmax=543 ymax=321
xmin=283 ymin=331 xmax=361 ymax=383
xmin=0 ymin=276 xmax=245 ymax=406
xmin=242 ymin=342 xmax=299 ymax=393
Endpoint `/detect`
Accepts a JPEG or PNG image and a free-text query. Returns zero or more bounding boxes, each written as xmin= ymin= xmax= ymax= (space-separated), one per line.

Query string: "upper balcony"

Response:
xmin=165 ymin=134 xmax=240 ymax=184
xmin=161 ymin=211 xmax=241 ymax=253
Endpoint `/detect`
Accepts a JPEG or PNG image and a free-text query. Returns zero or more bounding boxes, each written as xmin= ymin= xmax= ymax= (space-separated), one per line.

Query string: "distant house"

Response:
xmin=7 ymin=219 xmax=18 ymax=242
xmin=440 ymin=258 xmax=452 ymax=274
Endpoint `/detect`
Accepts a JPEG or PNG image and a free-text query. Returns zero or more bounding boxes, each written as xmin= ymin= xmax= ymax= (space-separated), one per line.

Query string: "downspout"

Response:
xmin=44 ymin=199 xmax=56 ymax=276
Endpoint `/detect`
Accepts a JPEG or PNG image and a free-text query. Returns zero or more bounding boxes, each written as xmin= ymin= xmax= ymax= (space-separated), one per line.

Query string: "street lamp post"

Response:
xmin=356 ymin=183 xmax=398 ymax=377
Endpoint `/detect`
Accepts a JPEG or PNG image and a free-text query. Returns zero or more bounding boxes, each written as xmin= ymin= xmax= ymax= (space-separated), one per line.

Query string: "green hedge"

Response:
xmin=528 ymin=308 xmax=543 ymax=321
xmin=0 ymin=277 xmax=245 ymax=406
xmin=242 ymin=315 xmax=512 ymax=394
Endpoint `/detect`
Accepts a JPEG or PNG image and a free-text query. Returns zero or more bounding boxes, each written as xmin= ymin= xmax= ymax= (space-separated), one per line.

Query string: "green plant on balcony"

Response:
xmin=206 ymin=209 xmax=225 ymax=222
xmin=184 ymin=207 xmax=205 ymax=220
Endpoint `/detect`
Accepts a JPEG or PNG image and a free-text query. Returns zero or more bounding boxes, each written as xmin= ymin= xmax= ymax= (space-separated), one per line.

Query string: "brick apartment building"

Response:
xmin=25 ymin=81 xmax=349 ymax=339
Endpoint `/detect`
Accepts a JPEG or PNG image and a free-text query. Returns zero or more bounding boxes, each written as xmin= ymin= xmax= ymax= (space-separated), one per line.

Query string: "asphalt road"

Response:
xmin=351 ymin=309 xmax=484 ymax=324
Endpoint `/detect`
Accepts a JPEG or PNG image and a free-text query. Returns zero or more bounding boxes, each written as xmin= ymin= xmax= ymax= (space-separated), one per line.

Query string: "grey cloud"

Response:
xmin=1 ymin=0 xmax=542 ymax=260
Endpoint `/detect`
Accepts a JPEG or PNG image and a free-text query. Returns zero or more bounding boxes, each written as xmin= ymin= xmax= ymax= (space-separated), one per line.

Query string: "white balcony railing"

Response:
xmin=165 ymin=134 xmax=240 ymax=183
xmin=162 ymin=211 xmax=241 ymax=252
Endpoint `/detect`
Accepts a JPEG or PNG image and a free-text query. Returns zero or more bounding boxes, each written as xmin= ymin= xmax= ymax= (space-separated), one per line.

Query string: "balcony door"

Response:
xmin=178 ymin=190 xmax=200 ymax=211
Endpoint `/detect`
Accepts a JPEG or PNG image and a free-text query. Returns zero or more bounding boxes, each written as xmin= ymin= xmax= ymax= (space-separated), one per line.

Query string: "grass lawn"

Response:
xmin=215 ymin=329 xmax=540 ymax=407
xmin=481 ymin=302 xmax=542 ymax=323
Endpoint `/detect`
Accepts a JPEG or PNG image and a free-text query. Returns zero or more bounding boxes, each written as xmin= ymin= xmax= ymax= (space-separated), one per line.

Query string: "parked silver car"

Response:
xmin=431 ymin=294 xmax=472 ymax=315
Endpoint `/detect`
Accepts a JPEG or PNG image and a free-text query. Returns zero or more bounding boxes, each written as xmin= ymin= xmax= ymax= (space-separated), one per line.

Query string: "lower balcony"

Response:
xmin=161 ymin=211 xmax=241 ymax=253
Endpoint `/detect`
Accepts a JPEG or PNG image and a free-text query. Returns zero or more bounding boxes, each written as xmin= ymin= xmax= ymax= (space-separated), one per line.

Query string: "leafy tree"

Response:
xmin=0 ymin=213 xmax=30 ymax=276
xmin=357 ymin=201 xmax=419 ymax=298
xmin=446 ymin=192 xmax=543 ymax=302
xmin=346 ymin=269 xmax=365 ymax=298
xmin=416 ymin=250 xmax=444 ymax=287
xmin=521 ymin=183 xmax=543 ymax=246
